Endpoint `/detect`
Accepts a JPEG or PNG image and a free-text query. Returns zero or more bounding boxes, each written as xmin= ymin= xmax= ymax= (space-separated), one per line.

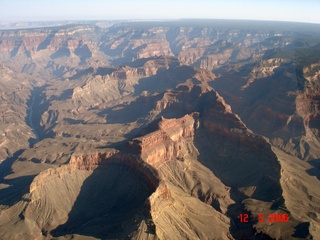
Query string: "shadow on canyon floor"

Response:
xmin=193 ymin=126 xmax=283 ymax=239
xmin=0 ymin=149 xmax=36 ymax=207
xmin=0 ymin=175 xmax=36 ymax=207
xmin=307 ymin=158 xmax=320 ymax=180
xmin=51 ymin=157 xmax=159 ymax=239
xmin=0 ymin=150 xmax=24 ymax=181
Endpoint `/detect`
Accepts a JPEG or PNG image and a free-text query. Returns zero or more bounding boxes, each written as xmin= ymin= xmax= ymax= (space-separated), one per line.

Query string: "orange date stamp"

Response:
xmin=239 ymin=213 xmax=289 ymax=223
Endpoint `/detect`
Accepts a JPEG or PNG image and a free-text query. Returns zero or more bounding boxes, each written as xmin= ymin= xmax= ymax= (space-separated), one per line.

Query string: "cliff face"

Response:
xmin=70 ymin=56 xmax=180 ymax=105
xmin=132 ymin=114 xmax=197 ymax=167
xmin=0 ymin=65 xmax=34 ymax=162
xmin=0 ymin=148 xmax=160 ymax=239
xmin=100 ymin=26 xmax=174 ymax=63
xmin=0 ymin=84 xmax=254 ymax=239
xmin=0 ymin=25 xmax=102 ymax=74
xmin=0 ymin=25 xmax=98 ymax=56
xmin=130 ymin=112 xmax=233 ymax=240
xmin=299 ymin=63 xmax=320 ymax=133
xmin=126 ymin=84 xmax=289 ymax=239
xmin=0 ymin=109 xmax=232 ymax=239
xmin=68 ymin=151 xmax=160 ymax=190
xmin=0 ymin=81 xmax=317 ymax=239
xmin=211 ymin=44 xmax=320 ymax=160
xmin=0 ymin=22 xmax=297 ymax=74
xmin=0 ymin=21 xmax=320 ymax=239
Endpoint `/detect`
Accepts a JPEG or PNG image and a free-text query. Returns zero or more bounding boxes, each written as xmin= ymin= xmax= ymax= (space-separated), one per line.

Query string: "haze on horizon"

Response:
xmin=1 ymin=0 xmax=320 ymax=24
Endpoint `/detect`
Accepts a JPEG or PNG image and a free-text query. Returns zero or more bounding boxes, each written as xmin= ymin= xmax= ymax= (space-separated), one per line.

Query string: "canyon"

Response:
xmin=0 ymin=20 xmax=319 ymax=239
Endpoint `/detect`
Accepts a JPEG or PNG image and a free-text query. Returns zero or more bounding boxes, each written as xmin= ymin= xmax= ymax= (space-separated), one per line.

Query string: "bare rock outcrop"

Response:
xmin=129 ymin=113 xmax=233 ymax=239
xmin=131 ymin=113 xmax=197 ymax=167
xmin=1 ymin=20 xmax=320 ymax=239
xmin=0 ymin=148 xmax=160 ymax=239
xmin=0 ymin=65 xmax=34 ymax=162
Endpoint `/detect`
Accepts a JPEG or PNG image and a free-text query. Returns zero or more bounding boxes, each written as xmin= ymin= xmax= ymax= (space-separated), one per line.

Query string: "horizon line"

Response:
xmin=1 ymin=18 xmax=320 ymax=24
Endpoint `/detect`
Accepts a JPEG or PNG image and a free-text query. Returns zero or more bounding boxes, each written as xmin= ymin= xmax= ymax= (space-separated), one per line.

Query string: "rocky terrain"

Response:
xmin=0 ymin=20 xmax=319 ymax=239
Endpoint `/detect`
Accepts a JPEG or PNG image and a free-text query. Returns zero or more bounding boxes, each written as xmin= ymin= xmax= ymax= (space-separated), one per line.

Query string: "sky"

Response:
xmin=1 ymin=0 xmax=320 ymax=24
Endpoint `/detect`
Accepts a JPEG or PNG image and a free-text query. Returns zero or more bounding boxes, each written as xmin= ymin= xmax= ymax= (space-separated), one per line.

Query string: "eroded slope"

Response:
xmin=0 ymin=21 xmax=320 ymax=239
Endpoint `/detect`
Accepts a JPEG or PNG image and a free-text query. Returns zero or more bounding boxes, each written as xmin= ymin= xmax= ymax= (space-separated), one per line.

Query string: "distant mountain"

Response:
xmin=0 ymin=20 xmax=120 ymax=30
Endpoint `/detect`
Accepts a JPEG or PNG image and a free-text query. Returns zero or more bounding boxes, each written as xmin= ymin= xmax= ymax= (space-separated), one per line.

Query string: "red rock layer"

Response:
xmin=131 ymin=113 xmax=198 ymax=168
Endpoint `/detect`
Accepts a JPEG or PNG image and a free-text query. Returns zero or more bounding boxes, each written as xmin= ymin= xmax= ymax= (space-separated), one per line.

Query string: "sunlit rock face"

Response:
xmin=0 ymin=20 xmax=320 ymax=239
xmin=0 ymin=149 xmax=160 ymax=239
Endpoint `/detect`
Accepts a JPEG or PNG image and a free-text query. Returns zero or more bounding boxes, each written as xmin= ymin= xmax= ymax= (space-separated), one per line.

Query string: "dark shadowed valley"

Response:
xmin=0 ymin=19 xmax=320 ymax=239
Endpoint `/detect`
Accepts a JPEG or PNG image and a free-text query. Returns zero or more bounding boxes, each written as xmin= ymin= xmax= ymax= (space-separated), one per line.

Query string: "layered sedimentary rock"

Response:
xmin=0 ymin=81 xmax=319 ymax=238
xmin=0 ymin=83 xmax=284 ymax=239
xmin=0 ymin=20 xmax=303 ymax=75
xmin=0 ymin=25 xmax=104 ymax=76
xmin=0 ymin=65 xmax=35 ymax=162
xmin=0 ymin=111 xmax=232 ymax=239
xmin=131 ymin=114 xmax=197 ymax=167
xmin=0 ymin=20 xmax=320 ymax=239
xmin=0 ymin=149 xmax=160 ymax=239
xmin=131 ymin=113 xmax=233 ymax=239
xmin=212 ymin=48 xmax=320 ymax=161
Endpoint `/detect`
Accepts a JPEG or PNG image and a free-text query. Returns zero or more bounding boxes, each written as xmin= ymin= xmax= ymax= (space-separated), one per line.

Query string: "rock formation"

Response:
xmin=0 ymin=20 xmax=319 ymax=239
